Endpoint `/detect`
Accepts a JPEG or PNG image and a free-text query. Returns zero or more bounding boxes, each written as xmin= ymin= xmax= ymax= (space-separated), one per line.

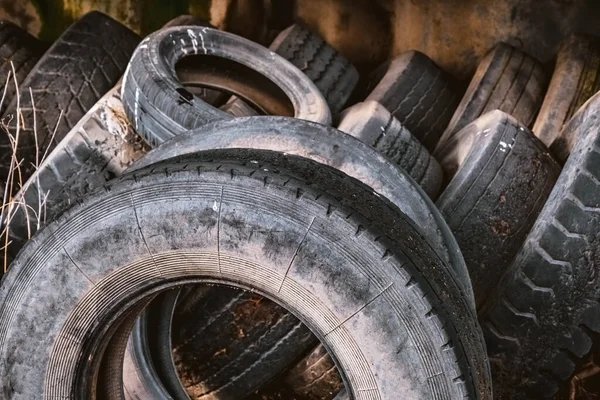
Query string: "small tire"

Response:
xmin=436 ymin=43 xmax=547 ymax=153
xmin=121 ymin=26 xmax=330 ymax=146
xmin=0 ymin=144 xmax=491 ymax=399
xmin=436 ymin=110 xmax=560 ymax=306
xmin=478 ymin=91 xmax=600 ymax=399
xmin=0 ymin=11 xmax=140 ymax=184
xmin=338 ymin=101 xmax=443 ymax=200
xmin=364 ymin=51 xmax=460 ymax=152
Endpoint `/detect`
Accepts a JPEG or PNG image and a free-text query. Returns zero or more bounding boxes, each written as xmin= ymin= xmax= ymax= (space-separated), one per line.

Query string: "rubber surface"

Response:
xmin=0 ymin=145 xmax=491 ymax=399
xmin=0 ymin=11 xmax=140 ymax=185
xmin=479 ymin=91 xmax=600 ymax=399
xmin=284 ymin=344 xmax=344 ymax=399
xmin=338 ymin=101 xmax=443 ymax=200
xmin=121 ymin=26 xmax=330 ymax=146
xmin=437 ymin=110 xmax=560 ymax=307
xmin=365 ymin=51 xmax=459 ymax=152
xmin=0 ymin=20 xmax=44 ymax=115
xmin=436 ymin=42 xmax=547 ymax=154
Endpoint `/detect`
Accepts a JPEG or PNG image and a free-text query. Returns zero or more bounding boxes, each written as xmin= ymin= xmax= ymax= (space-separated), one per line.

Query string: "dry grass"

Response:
xmin=0 ymin=61 xmax=62 ymax=273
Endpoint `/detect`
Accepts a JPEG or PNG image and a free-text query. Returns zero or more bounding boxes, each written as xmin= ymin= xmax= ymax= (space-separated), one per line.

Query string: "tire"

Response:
xmin=0 ymin=147 xmax=491 ymax=399
xmin=220 ymin=95 xmax=259 ymax=116
xmin=121 ymin=26 xmax=330 ymax=146
xmin=535 ymin=35 xmax=600 ymax=163
xmin=131 ymin=117 xmax=474 ymax=303
xmin=284 ymin=344 xmax=344 ymax=400
xmin=436 ymin=110 xmax=560 ymax=307
xmin=163 ymin=15 xmax=213 ymax=28
xmin=478 ymin=91 xmax=600 ymax=399
xmin=338 ymin=101 xmax=444 ymax=200
xmin=0 ymin=20 xmax=44 ymax=115
xmin=170 ymin=285 xmax=317 ymax=399
xmin=364 ymin=51 xmax=460 ymax=152
xmin=269 ymin=23 xmax=359 ymax=115
xmin=435 ymin=43 xmax=547 ymax=154
xmin=3 ymin=86 xmax=147 ymax=260
xmin=0 ymin=11 xmax=140 ymax=185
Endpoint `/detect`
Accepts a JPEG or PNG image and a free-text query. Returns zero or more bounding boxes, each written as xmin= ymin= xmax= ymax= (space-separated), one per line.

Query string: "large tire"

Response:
xmin=338 ymin=101 xmax=444 ymax=200
xmin=0 ymin=20 xmax=45 ymax=115
xmin=121 ymin=26 xmax=330 ymax=146
xmin=0 ymin=146 xmax=491 ymax=399
xmin=435 ymin=43 xmax=547 ymax=154
xmin=0 ymin=11 xmax=140 ymax=184
xmin=436 ymin=110 xmax=560 ymax=307
xmin=131 ymin=117 xmax=474 ymax=301
xmin=478 ymin=91 xmax=600 ymax=399
xmin=364 ymin=51 xmax=460 ymax=152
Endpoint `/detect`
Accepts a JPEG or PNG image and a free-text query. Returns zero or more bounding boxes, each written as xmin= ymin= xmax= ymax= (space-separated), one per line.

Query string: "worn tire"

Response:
xmin=478 ymin=91 xmax=600 ymax=399
xmin=0 ymin=20 xmax=44 ymax=115
xmin=338 ymin=101 xmax=443 ymax=200
xmin=0 ymin=145 xmax=491 ymax=399
xmin=121 ymin=26 xmax=330 ymax=146
xmin=284 ymin=344 xmax=344 ymax=400
xmin=436 ymin=110 xmax=560 ymax=307
xmin=0 ymin=11 xmax=140 ymax=185
xmin=435 ymin=43 xmax=547 ymax=153
xmin=220 ymin=96 xmax=259 ymax=116
xmin=364 ymin=51 xmax=459 ymax=152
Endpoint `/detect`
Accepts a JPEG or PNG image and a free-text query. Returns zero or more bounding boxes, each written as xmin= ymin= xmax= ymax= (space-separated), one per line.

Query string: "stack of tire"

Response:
xmin=0 ymin=10 xmax=598 ymax=400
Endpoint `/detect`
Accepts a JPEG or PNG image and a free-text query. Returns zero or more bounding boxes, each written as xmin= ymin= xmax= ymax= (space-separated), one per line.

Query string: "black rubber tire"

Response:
xmin=0 ymin=20 xmax=44 ymax=115
xmin=284 ymin=344 xmax=344 ymax=400
xmin=364 ymin=51 xmax=460 ymax=152
xmin=3 ymin=86 xmax=147 ymax=260
xmin=435 ymin=43 xmax=547 ymax=154
xmin=338 ymin=101 xmax=444 ymax=200
xmin=0 ymin=11 xmax=140 ymax=185
xmin=478 ymin=91 xmax=600 ymax=399
xmin=163 ymin=15 xmax=213 ymax=28
xmin=269 ymin=23 xmax=359 ymax=115
xmin=170 ymin=285 xmax=317 ymax=399
xmin=121 ymin=26 xmax=330 ymax=146
xmin=219 ymin=96 xmax=259 ymax=116
xmin=0 ymin=147 xmax=491 ymax=399
xmin=436 ymin=110 xmax=560 ymax=307
xmin=130 ymin=117 xmax=475 ymax=303
xmin=533 ymin=35 xmax=600 ymax=151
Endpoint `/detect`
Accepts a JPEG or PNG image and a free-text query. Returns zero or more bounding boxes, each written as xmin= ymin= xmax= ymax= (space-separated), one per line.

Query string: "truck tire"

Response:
xmin=364 ymin=51 xmax=459 ymax=152
xmin=436 ymin=110 xmax=560 ymax=307
xmin=435 ymin=43 xmax=547 ymax=154
xmin=0 ymin=147 xmax=491 ymax=399
xmin=121 ymin=26 xmax=330 ymax=146
xmin=0 ymin=11 xmax=140 ymax=185
xmin=478 ymin=90 xmax=600 ymax=399
xmin=338 ymin=101 xmax=443 ymax=200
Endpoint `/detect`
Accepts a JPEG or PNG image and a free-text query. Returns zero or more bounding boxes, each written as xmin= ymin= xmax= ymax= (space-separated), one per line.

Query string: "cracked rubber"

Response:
xmin=435 ymin=43 xmax=547 ymax=155
xmin=0 ymin=20 xmax=44 ymax=115
xmin=338 ymin=101 xmax=443 ymax=200
xmin=478 ymin=91 xmax=600 ymax=399
xmin=364 ymin=51 xmax=459 ymax=152
xmin=436 ymin=110 xmax=560 ymax=307
xmin=225 ymin=23 xmax=359 ymax=117
xmin=0 ymin=132 xmax=491 ymax=399
xmin=0 ymin=11 xmax=140 ymax=185
xmin=284 ymin=344 xmax=344 ymax=400
xmin=121 ymin=26 xmax=330 ymax=147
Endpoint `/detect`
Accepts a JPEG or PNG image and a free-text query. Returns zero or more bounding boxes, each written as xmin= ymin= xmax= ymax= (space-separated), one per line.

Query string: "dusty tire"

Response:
xmin=121 ymin=26 xmax=330 ymax=146
xmin=535 ymin=35 xmax=600 ymax=163
xmin=220 ymin=96 xmax=259 ymax=116
xmin=478 ymin=91 xmax=600 ymax=399
xmin=0 ymin=143 xmax=491 ymax=399
xmin=435 ymin=43 xmax=547 ymax=153
xmin=338 ymin=101 xmax=443 ymax=200
xmin=284 ymin=344 xmax=344 ymax=400
xmin=131 ymin=117 xmax=474 ymax=302
xmin=364 ymin=51 xmax=459 ymax=152
xmin=0 ymin=11 xmax=140 ymax=184
xmin=436 ymin=110 xmax=560 ymax=307
xmin=0 ymin=20 xmax=44 ymax=114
